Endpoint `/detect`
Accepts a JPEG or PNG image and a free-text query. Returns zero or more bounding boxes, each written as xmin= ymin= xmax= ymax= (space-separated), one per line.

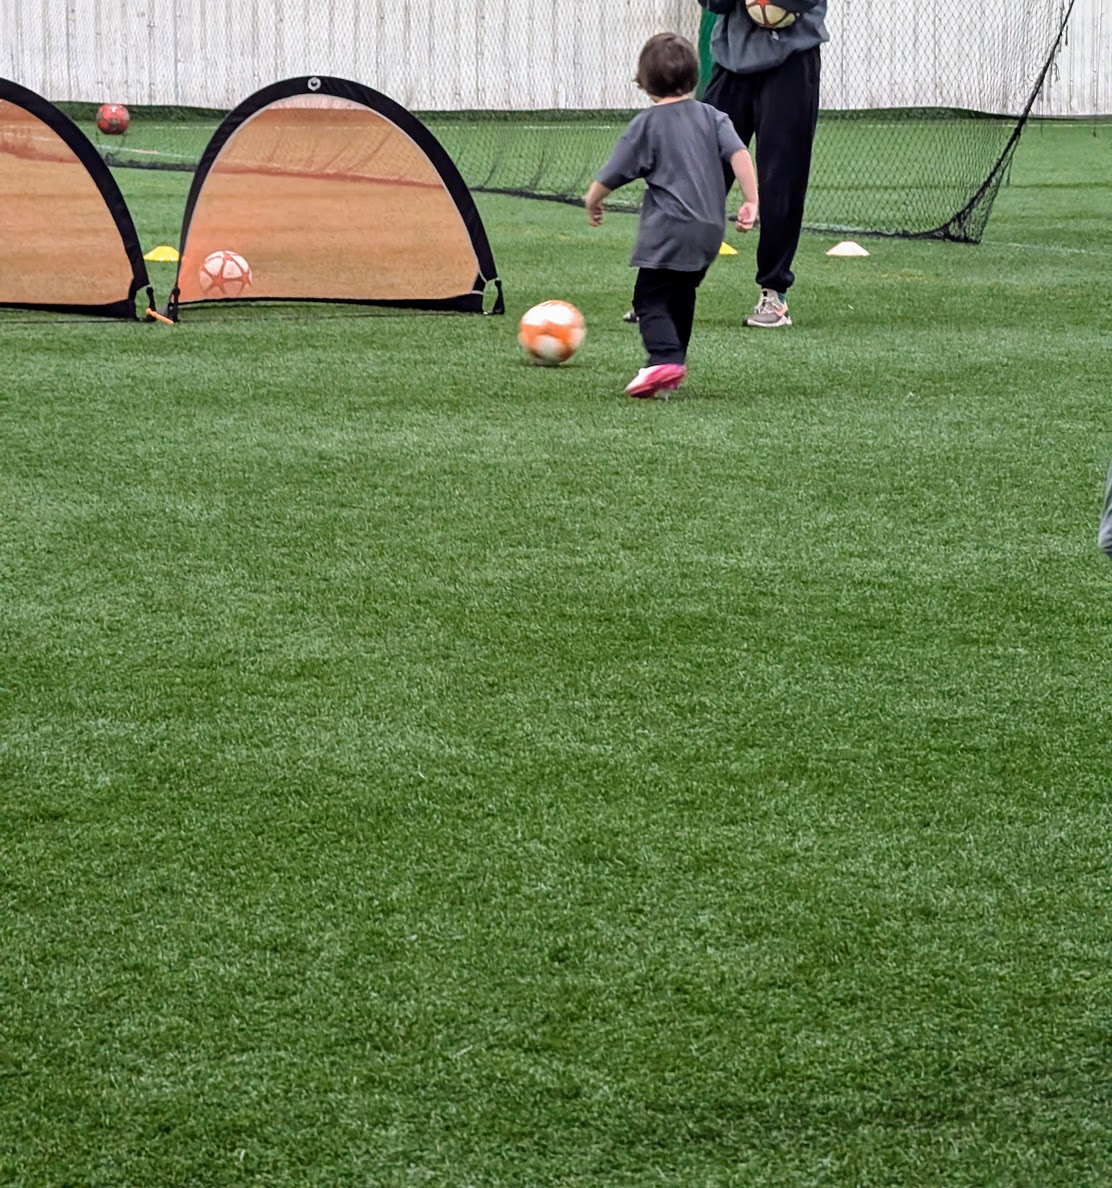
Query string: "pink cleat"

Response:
xmin=624 ymin=363 xmax=687 ymax=399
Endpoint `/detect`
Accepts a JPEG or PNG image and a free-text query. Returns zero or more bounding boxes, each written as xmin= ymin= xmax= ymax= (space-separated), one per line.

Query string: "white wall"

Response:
xmin=1 ymin=0 xmax=1107 ymax=116
xmin=820 ymin=0 xmax=1083 ymax=114
xmin=1033 ymin=0 xmax=1112 ymax=115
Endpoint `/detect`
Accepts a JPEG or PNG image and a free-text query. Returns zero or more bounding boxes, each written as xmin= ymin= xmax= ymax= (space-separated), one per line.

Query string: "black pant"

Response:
xmin=702 ymin=47 xmax=821 ymax=294
xmin=633 ymin=266 xmax=708 ymax=366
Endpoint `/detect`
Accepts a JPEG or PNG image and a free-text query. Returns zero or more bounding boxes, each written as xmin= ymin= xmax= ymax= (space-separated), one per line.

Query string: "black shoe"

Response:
xmin=622 ymin=309 xmax=639 ymax=324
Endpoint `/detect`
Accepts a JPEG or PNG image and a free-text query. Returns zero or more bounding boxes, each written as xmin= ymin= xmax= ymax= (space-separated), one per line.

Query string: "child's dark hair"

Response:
xmin=636 ymin=32 xmax=699 ymax=99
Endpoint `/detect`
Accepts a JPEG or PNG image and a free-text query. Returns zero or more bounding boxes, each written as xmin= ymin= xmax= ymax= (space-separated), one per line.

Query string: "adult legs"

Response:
xmin=751 ymin=47 xmax=821 ymax=294
xmin=703 ymin=62 xmax=756 ymax=179
xmin=702 ymin=50 xmax=821 ymax=296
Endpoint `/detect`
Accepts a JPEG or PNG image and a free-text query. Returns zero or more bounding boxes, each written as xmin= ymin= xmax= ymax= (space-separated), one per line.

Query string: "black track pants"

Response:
xmin=632 ymin=266 xmax=709 ymax=366
xmin=702 ymin=46 xmax=821 ymax=294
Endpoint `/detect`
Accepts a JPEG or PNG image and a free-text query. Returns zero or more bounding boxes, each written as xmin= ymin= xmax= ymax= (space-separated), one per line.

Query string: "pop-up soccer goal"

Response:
xmin=0 ymin=79 xmax=151 ymax=318
xmin=167 ymin=76 xmax=504 ymax=320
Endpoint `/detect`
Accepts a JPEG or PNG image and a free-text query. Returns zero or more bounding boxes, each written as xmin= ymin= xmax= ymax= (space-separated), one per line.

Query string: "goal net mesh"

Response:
xmin=0 ymin=80 xmax=150 ymax=317
xmin=1 ymin=0 xmax=1074 ymax=242
xmin=169 ymin=81 xmax=502 ymax=316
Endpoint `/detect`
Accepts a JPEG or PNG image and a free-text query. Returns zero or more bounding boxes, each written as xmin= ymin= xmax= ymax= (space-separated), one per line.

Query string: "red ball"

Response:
xmin=96 ymin=103 xmax=130 ymax=135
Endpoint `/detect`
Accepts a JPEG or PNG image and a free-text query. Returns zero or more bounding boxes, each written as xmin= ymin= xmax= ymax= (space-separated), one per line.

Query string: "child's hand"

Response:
xmin=736 ymin=202 xmax=758 ymax=233
xmin=584 ymin=181 xmax=611 ymax=227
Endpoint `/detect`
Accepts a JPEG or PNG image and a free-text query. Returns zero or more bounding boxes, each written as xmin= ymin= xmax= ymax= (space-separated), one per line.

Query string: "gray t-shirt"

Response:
xmin=595 ymin=99 xmax=745 ymax=271
xmin=699 ymin=0 xmax=829 ymax=75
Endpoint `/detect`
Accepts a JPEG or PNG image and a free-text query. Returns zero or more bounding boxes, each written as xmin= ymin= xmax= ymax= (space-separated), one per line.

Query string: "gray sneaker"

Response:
xmin=746 ymin=288 xmax=792 ymax=328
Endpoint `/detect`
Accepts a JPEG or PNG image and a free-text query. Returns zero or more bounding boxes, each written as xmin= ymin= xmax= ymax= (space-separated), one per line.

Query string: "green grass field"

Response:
xmin=2 ymin=121 xmax=1111 ymax=1186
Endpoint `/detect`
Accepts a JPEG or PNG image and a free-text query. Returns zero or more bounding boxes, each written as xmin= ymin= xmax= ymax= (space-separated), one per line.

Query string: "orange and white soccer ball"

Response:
xmin=198 ymin=250 xmax=252 ymax=298
xmin=745 ymin=0 xmax=796 ymax=27
xmin=517 ymin=300 xmax=586 ymax=366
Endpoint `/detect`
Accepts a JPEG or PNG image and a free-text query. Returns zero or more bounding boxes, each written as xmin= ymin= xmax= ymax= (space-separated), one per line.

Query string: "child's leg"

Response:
xmin=633 ymin=268 xmax=685 ymax=365
xmin=626 ymin=268 xmax=696 ymax=397
xmin=667 ymin=268 xmax=708 ymax=355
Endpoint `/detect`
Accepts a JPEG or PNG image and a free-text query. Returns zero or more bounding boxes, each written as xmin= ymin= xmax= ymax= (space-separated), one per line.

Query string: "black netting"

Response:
xmin=25 ymin=0 xmax=1075 ymax=242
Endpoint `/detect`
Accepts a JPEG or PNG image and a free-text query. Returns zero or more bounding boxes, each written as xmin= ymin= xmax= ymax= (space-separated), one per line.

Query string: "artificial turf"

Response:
xmin=1 ymin=121 xmax=1110 ymax=1186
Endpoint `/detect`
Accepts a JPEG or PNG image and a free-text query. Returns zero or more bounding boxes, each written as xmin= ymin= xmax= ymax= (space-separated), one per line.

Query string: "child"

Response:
xmin=585 ymin=32 xmax=759 ymax=399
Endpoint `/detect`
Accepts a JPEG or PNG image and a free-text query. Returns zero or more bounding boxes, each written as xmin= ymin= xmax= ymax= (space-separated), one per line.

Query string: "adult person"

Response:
xmin=698 ymin=0 xmax=828 ymax=327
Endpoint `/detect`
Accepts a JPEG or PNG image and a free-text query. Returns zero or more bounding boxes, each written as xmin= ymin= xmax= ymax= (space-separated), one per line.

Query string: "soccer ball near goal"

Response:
xmin=745 ymin=0 xmax=797 ymax=28
xmin=517 ymin=300 xmax=586 ymax=366
xmin=198 ymin=250 xmax=253 ymax=299
xmin=96 ymin=103 xmax=130 ymax=134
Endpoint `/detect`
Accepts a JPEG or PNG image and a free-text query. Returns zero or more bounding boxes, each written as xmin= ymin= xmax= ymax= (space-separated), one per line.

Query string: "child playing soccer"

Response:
xmin=585 ymin=32 xmax=759 ymax=399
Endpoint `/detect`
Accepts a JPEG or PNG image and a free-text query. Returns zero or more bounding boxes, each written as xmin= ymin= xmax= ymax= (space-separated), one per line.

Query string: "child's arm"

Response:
xmin=585 ymin=181 xmax=612 ymax=226
xmin=730 ymin=147 xmax=759 ymax=233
